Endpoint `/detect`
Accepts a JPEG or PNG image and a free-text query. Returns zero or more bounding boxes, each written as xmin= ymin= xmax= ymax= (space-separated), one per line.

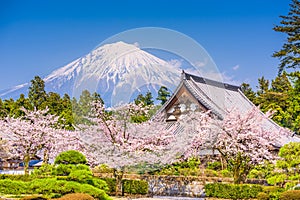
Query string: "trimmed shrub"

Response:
xmin=0 ymin=179 xmax=28 ymax=194
xmin=205 ymin=183 xmax=262 ymax=199
xmin=0 ymin=174 xmax=33 ymax=182
xmin=32 ymin=164 xmax=55 ymax=177
xmin=207 ymin=161 xmax=222 ymax=170
xmin=221 ymin=169 xmax=232 ymax=178
xmin=54 ymin=150 xmax=87 ymax=165
xmin=54 ymin=164 xmax=75 ymax=176
xmin=122 ymin=179 xmax=148 ymax=195
xmin=68 ymin=170 xmax=93 ymax=183
xmin=257 ymin=192 xmax=269 ymax=200
xmin=204 ymin=169 xmax=218 ymax=177
xmin=267 ymin=174 xmax=287 ymax=186
xmin=58 ymin=193 xmax=95 ymax=200
xmin=88 ymin=178 xmax=109 ymax=192
xmin=280 ymin=190 xmax=300 ymax=200
xmin=101 ymin=178 xmax=116 ymax=194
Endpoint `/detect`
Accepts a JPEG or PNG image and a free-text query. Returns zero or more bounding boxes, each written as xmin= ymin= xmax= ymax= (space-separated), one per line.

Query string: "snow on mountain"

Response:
xmin=0 ymin=41 xmax=181 ymax=106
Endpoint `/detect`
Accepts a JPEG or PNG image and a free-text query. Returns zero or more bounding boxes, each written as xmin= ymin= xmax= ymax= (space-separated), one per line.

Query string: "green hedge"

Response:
xmin=205 ymin=183 xmax=262 ymax=199
xmin=0 ymin=178 xmax=111 ymax=200
xmin=100 ymin=178 xmax=148 ymax=195
xmin=122 ymin=179 xmax=148 ymax=195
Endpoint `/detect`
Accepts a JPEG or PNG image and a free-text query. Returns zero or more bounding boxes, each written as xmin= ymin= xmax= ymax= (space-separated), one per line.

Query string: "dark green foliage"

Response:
xmin=156 ymin=86 xmax=171 ymax=105
xmin=241 ymin=83 xmax=256 ymax=103
xmin=204 ymin=183 xmax=262 ymax=199
xmin=28 ymin=76 xmax=47 ymax=109
xmin=280 ymin=190 xmax=300 ymax=200
xmin=134 ymin=91 xmax=154 ymax=106
xmin=122 ymin=179 xmax=148 ymax=195
xmin=273 ymin=0 xmax=300 ymax=74
xmin=54 ymin=150 xmax=87 ymax=165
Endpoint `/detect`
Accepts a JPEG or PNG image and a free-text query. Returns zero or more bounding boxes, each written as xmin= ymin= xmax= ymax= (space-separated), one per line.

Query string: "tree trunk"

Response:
xmin=43 ymin=149 xmax=49 ymax=164
xmin=24 ymin=154 xmax=30 ymax=175
xmin=113 ymin=169 xmax=124 ymax=196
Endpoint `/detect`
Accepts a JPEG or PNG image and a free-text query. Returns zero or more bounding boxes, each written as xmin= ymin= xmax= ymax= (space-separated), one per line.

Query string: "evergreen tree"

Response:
xmin=273 ymin=0 xmax=300 ymax=74
xmin=0 ymin=99 xmax=7 ymax=119
xmin=28 ymin=76 xmax=47 ymax=109
xmin=240 ymin=83 xmax=256 ymax=103
xmin=134 ymin=91 xmax=154 ymax=106
xmin=12 ymin=94 xmax=32 ymax=117
xmin=156 ymin=86 xmax=171 ymax=105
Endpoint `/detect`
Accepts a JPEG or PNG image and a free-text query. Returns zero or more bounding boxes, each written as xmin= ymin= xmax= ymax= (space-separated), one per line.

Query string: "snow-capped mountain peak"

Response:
xmin=0 ymin=41 xmax=181 ymax=106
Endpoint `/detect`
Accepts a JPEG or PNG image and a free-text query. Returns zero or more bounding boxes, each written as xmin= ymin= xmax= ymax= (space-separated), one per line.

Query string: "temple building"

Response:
xmin=156 ymin=71 xmax=300 ymax=148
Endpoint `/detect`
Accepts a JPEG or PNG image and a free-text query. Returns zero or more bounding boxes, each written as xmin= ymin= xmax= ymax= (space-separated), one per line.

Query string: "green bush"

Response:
xmin=280 ymin=190 xmax=300 ymax=200
xmin=0 ymin=178 xmax=110 ymax=200
xmin=207 ymin=161 xmax=222 ymax=170
xmin=122 ymin=179 xmax=148 ymax=195
xmin=54 ymin=150 xmax=87 ymax=165
xmin=32 ymin=164 xmax=55 ymax=177
xmin=0 ymin=179 xmax=28 ymax=194
xmin=257 ymin=192 xmax=269 ymax=200
xmin=204 ymin=169 xmax=218 ymax=177
xmin=204 ymin=183 xmax=262 ymax=199
xmin=68 ymin=170 xmax=93 ymax=183
xmin=101 ymin=178 xmax=116 ymax=194
xmin=262 ymin=186 xmax=285 ymax=200
xmin=54 ymin=164 xmax=75 ymax=176
xmin=0 ymin=174 xmax=33 ymax=182
xmin=267 ymin=174 xmax=287 ymax=186
xmin=88 ymin=178 xmax=109 ymax=192
xmin=57 ymin=193 xmax=95 ymax=200
xmin=221 ymin=169 xmax=232 ymax=178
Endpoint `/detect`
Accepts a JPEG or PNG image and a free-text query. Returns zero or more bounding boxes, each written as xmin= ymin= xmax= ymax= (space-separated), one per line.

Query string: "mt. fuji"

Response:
xmin=0 ymin=41 xmax=181 ymax=106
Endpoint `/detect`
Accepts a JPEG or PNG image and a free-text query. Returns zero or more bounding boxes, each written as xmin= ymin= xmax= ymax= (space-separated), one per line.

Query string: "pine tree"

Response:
xmin=156 ymin=86 xmax=171 ymax=105
xmin=273 ymin=0 xmax=300 ymax=74
xmin=28 ymin=76 xmax=47 ymax=109
xmin=240 ymin=83 xmax=256 ymax=103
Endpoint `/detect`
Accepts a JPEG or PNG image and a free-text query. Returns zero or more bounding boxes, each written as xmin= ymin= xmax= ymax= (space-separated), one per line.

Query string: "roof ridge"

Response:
xmin=184 ymin=72 xmax=240 ymax=91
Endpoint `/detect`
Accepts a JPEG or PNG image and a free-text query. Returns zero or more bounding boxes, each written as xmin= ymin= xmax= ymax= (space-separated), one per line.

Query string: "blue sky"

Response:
xmin=0 ymin=0 xmax=290 ymax=92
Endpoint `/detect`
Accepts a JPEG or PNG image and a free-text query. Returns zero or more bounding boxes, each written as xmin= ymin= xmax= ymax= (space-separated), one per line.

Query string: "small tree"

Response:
xmin=80 ymin=100 xmax=176 ymax=195
xmin=0 ymin=108 xmax=83 ymax=174
xmin=156 ymin=86 xmax=171 ymax=105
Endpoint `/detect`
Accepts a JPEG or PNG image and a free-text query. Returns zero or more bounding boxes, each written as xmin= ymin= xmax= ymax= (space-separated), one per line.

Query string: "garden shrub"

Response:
xmin=280 ymin=190 xmax=300 ymax=200
xmin=32 ymin=164 xmax=55 ymax=177
xmin=0 ymin=179 xmax=28 ymax=194
xmin=57 ymin=193 xmax=95 ymax=200
xmin=54 ymin=164 xmax=74 ymax=176
xmin=262 ymin=186 xmax=285 ymax=200
xmin=206 ymin=161 xmax=222 ymax=170
xmin=205 ymin=183 xmax=262 ymax=199
xmin=122 ymin=179 xmax=148 ymax=195
xmin=101 ymin=178 xmax=116 ymax=194
xmin=267 ymin=174 xmax=287 ymax=186
xmin=0 ymin=174 xmax=33 ymax=182
xmin=221 ymin=169 xmax=232 ymax=178
xmin=54 ymin=150 xmax=87 ymax=165
xmin=204 ymin=169 xmax=218 ymax=177
xmin=257 ymin=192 xmax=269 ymax=200
xmin=68 ymin=170 xmax=93 ymax=183
xmin=87 ymin=178 xmax=109 ymax=192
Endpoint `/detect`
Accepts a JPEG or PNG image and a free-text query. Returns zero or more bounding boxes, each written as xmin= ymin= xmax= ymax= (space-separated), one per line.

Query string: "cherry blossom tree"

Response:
xmin=0 ymin=108 xmax=83 ymax=174
xmin=79 ymin=100 xmax=177 ymax=195
xmin=182 ymin=107 xmax=292 ymax=184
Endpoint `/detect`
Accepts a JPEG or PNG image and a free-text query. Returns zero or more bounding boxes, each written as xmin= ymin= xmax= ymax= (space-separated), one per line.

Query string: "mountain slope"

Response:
xmin=0 ymin=41 xmax=181 ymax=106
